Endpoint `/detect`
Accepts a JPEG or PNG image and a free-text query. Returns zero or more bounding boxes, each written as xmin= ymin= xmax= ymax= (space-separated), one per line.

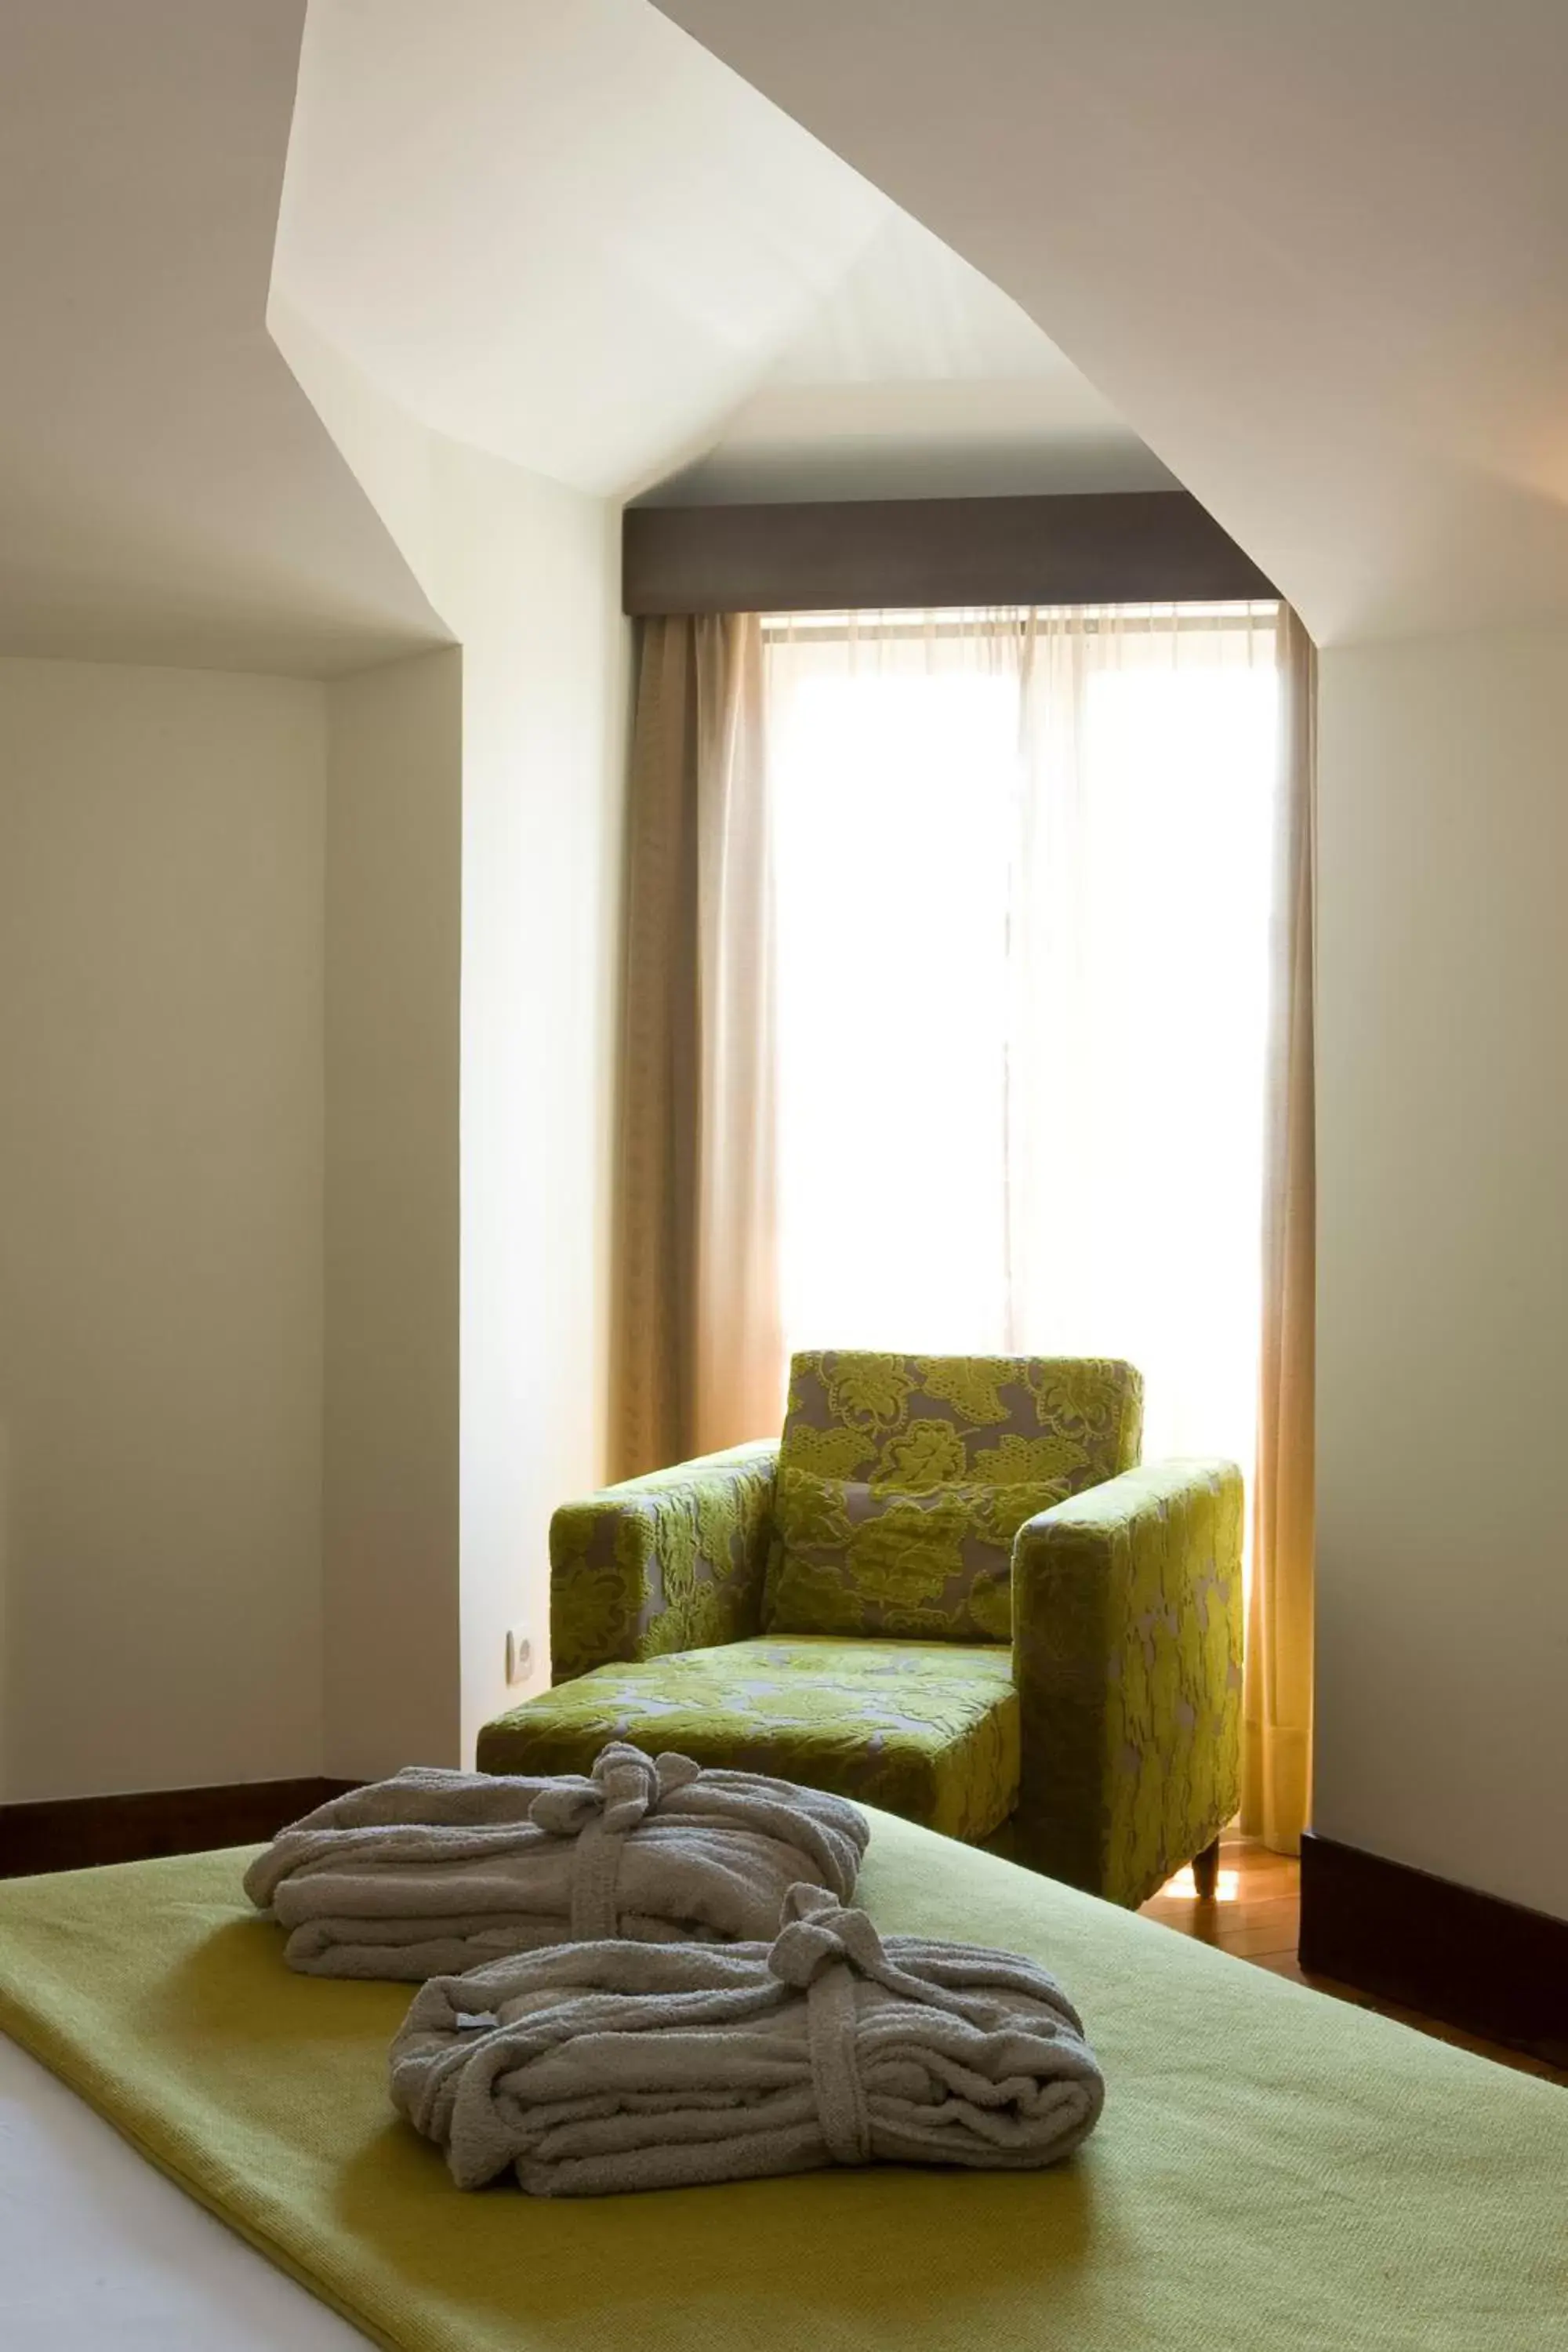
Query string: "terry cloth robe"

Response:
xmin=244 ymin=1744 xmax=869 ymax=1980
xmin=390 ymin=1882 xmax=1105 ymax=2195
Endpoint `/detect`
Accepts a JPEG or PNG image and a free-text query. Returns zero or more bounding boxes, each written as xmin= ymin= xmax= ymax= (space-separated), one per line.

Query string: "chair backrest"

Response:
xmin=779 ymin=1352 xmax=1143 ymax=1494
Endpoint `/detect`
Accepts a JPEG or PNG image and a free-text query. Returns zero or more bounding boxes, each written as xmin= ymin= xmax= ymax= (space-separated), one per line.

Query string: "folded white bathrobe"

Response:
xmin=244 ymin=1745 xmax=869 ymax=1980
xmin=390 ymin=1882 xmax=1105 ymax=2195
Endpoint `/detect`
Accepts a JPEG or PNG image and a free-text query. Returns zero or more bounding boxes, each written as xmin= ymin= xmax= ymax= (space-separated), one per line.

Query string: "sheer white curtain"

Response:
xmin=765 ymin=602 xmax=1280 ymax=1473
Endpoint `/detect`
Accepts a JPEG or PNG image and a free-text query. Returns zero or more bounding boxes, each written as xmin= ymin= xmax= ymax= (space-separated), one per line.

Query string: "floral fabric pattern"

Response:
xmin=761 ymin=1350 xmax=1141 ymax=1638
xmin=778 ymin=1351 xmax=1144 ymax=1492
xmin=768 ymin=1468 xmax=1069 ymax=1643
xmin=513 ymin=1354 xmax=1242 ymax=1907
xmin=477 ymin=1636 xmax=1019 ymax=1846
xmin=1011 ymin=1458 xmax=1245 ymax=1907
xmin=549 ymin=1441 xmax=778 ymax=1687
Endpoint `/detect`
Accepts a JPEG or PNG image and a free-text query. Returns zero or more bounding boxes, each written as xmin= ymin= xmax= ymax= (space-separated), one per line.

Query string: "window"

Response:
xmin=765 ymin=602 xmax=1280 ymax=1479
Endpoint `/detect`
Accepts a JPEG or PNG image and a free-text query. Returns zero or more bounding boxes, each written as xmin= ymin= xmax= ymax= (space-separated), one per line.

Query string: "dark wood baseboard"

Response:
xmin=0 ymin=1777 xmax=356 ymax=1880
xmin=1300 ymin=1830 xmax=1568 ymax=2068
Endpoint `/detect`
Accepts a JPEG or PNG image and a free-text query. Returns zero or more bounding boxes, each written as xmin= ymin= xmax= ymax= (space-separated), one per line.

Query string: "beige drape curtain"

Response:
xmin=614 ymin=601 xmax=1316 ymax=1849
xmin=1241 ymin=606 xmax=1317 ymax=1854
xmin=609 ymin=614 xmax=783 ymax=1478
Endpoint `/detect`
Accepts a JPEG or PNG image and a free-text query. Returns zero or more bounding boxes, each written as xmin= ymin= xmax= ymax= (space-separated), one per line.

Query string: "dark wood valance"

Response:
xmin=622 ymin=490 xmax=1276 ymax=616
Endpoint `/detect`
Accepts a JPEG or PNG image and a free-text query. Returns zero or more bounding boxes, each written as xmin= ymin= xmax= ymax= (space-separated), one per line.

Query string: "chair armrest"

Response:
xmin=549 ymin=1441 xmax=779 ymax=1683
xmin=1011 ymin=1458 xmax=1243 ymax=1907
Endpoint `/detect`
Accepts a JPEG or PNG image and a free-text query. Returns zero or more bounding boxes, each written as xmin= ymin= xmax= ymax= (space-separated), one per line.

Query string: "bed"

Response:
xmin=0 ymin=2034 xmax=362 ymax=2348
xmin=0 ymin=1809 xmax=1563 ymax=2352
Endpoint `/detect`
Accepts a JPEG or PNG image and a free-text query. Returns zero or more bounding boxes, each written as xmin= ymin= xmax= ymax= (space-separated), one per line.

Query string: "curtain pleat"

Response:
xmin=1241 ymin=606 xmax=1317 ymax=1854
xmin=609 ymin=614 xmax=782 ymax=1477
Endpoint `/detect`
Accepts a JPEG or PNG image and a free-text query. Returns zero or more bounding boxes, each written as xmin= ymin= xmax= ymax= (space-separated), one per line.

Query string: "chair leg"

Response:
xmin=1192 ymin=1835 xmax=1221 ymax=1901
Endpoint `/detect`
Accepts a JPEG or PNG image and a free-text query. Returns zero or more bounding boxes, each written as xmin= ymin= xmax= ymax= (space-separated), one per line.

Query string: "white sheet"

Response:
xmin=0 ymin=2034 xmax=368 ymax=2349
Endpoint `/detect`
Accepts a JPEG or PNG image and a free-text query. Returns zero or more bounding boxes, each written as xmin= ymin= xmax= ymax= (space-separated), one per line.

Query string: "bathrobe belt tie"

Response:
xmin=768 ymin=1883 xmax=987 ymax=2166
xmin=528 ymin=1742 xmax=702 ymax=1940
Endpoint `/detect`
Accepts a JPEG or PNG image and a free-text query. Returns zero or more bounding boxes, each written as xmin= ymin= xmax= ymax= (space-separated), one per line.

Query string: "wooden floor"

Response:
xmin=1140 ymin=1823 xmax=1568 ymax=2088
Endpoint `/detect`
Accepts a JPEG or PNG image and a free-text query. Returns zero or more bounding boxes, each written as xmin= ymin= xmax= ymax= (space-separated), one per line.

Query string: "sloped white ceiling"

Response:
xmin=0 ymin=0 xmax=1188 ymax=674
xmin=646 ymin=211 xmax=1176 ymax=503
xmin=0 ymin=1 xmax=446 ymax=676
xmin=657 ymin=0 xmax=1568 ymax=642
xmin=277 ymin=0 xmax=888 ymax=499
xmin=275 ymin=0 xmax=1163 ymax=504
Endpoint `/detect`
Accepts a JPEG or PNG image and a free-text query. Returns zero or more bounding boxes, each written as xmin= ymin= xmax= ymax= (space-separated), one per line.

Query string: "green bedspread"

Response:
xmin=0 ymin=1810 xmax=1563 ymax=2352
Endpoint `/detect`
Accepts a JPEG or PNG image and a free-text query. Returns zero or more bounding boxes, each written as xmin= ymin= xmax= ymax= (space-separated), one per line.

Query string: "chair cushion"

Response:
xmin=765 ymin=1468 xmax=1069 ymax=1642
xmin=476 ymin=1636 xmax=1019 ymax=1845
xmin=779 ymin=1351 xmax=1143 ymax=1493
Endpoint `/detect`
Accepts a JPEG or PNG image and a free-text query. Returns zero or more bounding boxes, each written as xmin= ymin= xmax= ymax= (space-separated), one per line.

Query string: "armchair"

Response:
xmin=477 ymin=1352 xmax=1243 ymax=1908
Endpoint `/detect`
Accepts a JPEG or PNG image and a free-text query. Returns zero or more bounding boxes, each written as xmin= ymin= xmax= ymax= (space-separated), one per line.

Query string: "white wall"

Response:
xmin=0 ymin=0 xmax=448 ymax=678
xmin=324 ymin=648 xmax=463 ymax=1780
xmin=0 ymin=659 xmax=327 ymax=1800
xmin=0 ymin=52 xmax=626 ymax=1805
xmin=433 ymin=443 xmax=625 ymax=1758
xmin=1316 ymin=630 xmax=1568 ymax=1921
xmin=274 ymin=301 xmax=627 ymax=1759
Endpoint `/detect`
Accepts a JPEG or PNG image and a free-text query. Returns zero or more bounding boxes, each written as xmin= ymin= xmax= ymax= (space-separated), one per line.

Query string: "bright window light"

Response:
xmin=765 ymin=605 xmax=1279 ymax=1485
xmin=1161 ymin=1864 xmax=1243 ymax=1903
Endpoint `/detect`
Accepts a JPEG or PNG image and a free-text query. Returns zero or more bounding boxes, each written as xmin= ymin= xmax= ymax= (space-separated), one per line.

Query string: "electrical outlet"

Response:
xmin=504 ymin=1626 xmax=533 ymax=1687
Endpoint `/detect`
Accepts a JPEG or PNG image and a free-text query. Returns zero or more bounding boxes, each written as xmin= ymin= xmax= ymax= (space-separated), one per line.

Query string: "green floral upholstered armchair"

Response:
xmin=477 ymin=1352 xmax=1243 ymax=1909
